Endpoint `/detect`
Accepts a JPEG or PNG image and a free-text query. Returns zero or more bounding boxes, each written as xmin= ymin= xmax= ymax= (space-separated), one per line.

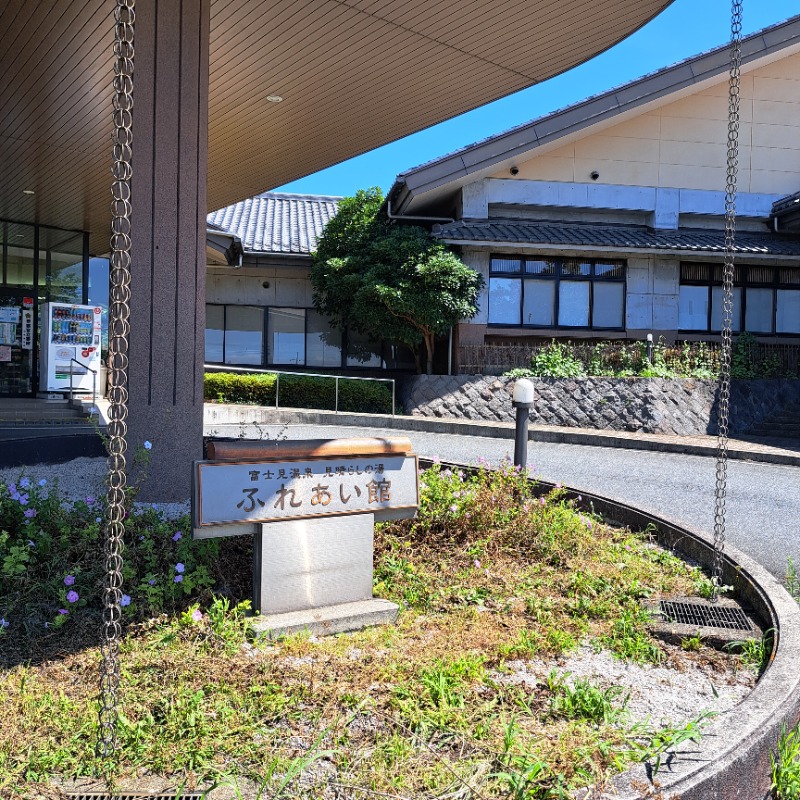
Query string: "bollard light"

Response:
xmin=512 ymin=378 xmax=534 ymax=469
xmin=646 ymin=332 xmax=654 ymax=364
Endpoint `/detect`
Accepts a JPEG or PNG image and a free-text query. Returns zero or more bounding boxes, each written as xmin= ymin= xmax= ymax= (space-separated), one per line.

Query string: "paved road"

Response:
xmin=236 ymin=422 xmax=800 ymax=581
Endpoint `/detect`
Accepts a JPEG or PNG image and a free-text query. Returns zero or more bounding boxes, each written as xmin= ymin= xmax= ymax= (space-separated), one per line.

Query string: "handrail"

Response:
xmin=203 ymin=364 xmax=396 ymax=416
xmin=69 ymin=358 xmax=98 ymax=420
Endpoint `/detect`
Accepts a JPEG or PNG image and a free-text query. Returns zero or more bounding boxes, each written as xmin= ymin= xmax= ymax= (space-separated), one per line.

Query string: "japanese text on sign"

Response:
xmin=195 ymin=455 xmax=418 ymax=527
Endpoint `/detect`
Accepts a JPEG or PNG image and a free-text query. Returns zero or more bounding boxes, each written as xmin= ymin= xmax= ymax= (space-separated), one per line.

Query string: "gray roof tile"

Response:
xmin=207 ymin=192 xmax=341 ymax=255
xmin=433 ymin=220 xmax=800 ymax=256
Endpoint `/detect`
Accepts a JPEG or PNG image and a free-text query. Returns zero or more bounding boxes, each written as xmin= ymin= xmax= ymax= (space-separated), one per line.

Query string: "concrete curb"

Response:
xmin=203 ymin=404 xmax=800 ymax=468
xmin=431 ymin=458 xmax=800 ymax=800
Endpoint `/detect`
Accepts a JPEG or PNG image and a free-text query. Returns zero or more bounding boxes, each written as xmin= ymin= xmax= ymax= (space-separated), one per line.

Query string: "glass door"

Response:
xmin=0 ymin=291 xmax=36 ymax=396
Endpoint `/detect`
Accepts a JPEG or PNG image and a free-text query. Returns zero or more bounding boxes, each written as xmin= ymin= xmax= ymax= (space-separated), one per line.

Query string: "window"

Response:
xmin=268 ymin=307 xmax=305 ymax=365
xmin=205 ymin=304 xmax=412 ymax=369
xmin=306 ymin=309 xmax=343 ymax=367
xmin=678 ymin=263 xmax=800 ymax=335
xmin=488 ymin=255 xmax=626 ymax=330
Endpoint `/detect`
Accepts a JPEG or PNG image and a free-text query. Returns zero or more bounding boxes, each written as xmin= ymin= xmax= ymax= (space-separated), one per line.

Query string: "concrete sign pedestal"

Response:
xmin=193 ymin=437 xmax=416 ymax=639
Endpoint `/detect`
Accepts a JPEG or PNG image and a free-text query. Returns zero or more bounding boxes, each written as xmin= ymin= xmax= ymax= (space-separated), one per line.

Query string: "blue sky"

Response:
xmin=277 ymin=1 xmax=799 ymax=198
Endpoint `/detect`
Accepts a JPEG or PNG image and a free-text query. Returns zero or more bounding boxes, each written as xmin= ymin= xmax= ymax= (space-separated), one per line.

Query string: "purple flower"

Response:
xmin=8 ymin=483 xmax=16 ymax=494
xmin=19 ymin=477 xmax=30 ymax=489
xmin=191 ymin=609 xmax=203 ymax=622
xmin=64 ymin=575 xmax=75 ymax=586
xmin=172 ymin=531 xmax=182 ymax=542
xmin=432 ymin=456 xmax=441 ymax=464
xmin=18 ymin=494 xmax=29 ymax=506
xmin=174 ymin=575 xmax=183 ymax=583
xmin=539 ymin=497 xmax=546 ymax=506
xmin=66 ymin=590 xmax=79 ymax=604
xmin=473 ymin=559 xmax=481 ymax=568
xmin=175 ymin=563 xmax=185 ymax=574
xmin=120 ymin=594 xmax=131 ymax=607
xmin=0 ymin=618 xmax=8 ymax=628
xmin=58 ymin=609 xmax=69 ymax=615
xmin=143 ymin=440 xmax=152 ymax=450
xmin=449 ymin=504 xmax=458 ymax=513
xmin=38 ymin=479 xmax=47 ymax=487
xmin=24 ymin=508 xmax=37 ymax=519
xmin=96 ymin=517 xmax=102 ymax=523
xmin=85 ymin=496 xmax=95 ymax=506
xmin=148 ymin=579 xmax=156 ymax=586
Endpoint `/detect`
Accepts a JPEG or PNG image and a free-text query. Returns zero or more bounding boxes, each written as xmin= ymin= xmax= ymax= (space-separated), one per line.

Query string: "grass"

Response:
xmin=0 ymin=462 xmax=746 ymax=798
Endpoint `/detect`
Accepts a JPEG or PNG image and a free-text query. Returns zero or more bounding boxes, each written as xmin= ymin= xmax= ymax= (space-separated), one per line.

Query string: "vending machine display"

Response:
xmin=40 ymin=303 xmax=103 ymax=393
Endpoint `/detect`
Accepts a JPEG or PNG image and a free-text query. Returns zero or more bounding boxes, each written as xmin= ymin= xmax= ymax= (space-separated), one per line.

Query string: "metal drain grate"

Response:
xmin=659 ymin=600 xmax=752 ymax=631
xmin=67 ymin=795 xmax=204 ymax=800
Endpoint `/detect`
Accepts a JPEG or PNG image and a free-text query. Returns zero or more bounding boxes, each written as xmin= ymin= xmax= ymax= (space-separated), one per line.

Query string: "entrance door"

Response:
xmin=0 ymin=292 xmax=36 ymax=396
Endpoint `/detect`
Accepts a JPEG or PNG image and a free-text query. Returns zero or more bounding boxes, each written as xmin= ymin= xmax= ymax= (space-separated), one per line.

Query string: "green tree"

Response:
xmin=311 ymin=187 xmax=484 ymax=374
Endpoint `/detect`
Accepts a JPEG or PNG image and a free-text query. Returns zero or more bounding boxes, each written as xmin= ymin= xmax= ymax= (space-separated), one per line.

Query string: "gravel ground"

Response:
xmin=500 ymin=644 xmax=755 ymax=729
xmin=0 ymin=457 xmax=191 ymax=519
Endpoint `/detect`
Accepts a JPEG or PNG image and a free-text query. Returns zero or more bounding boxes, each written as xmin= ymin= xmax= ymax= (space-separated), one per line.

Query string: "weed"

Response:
xmin=772 ymin=722 xmax=800 ymax=800
xmin=725 ymin=630 xmax=773 ymax=674
xmin=546 ymin=671 xmax=629 ymax=725
xmin=599 ymin=606 xmax=664 ymax=664
xmin=786 ymin=558 xmax=800 ymax=604
xmin=680 ymin=633 xmax=704 ymax=652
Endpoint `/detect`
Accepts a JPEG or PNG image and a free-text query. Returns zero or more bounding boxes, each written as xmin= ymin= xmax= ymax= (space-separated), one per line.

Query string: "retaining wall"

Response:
xmin=401 ymin=375 xmax=800 ymax=435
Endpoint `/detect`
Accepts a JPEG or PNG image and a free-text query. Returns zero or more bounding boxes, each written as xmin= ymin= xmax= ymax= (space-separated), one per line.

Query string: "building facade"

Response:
xmin=386 ymin=15 xmax=800 ymax=356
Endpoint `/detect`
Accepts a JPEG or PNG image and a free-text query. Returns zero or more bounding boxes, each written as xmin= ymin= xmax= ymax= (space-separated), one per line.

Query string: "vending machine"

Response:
xmin=39 ymin=303 xmax=103 ymax=393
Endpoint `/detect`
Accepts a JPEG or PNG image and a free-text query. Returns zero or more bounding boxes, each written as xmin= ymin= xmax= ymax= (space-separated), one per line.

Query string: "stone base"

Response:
xmin=250 ymin=598 xmax=399 ymax=640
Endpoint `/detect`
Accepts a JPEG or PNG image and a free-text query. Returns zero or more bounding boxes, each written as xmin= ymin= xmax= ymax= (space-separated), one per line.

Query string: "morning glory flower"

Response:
xmin=64 ymin=575 xmax=75 ymax=586
xmin=120 ymin=594 xmax=131 ymax=607
xmin=66 ymin=590 xmax=79 ymax=604
xmin=143 ymin=440 xmax=152 ymax=450
xmin=174 ymin=575 xmax=183 ymax=583
xmin=18 ymin=494 xmax=29 ymax=506
xmin=191 ymin=609 xmax=202 ymax=622
xmin=175 ymin=563 xmax=185 ymax=574
xmin=38 ymin=479 xmax=47 ymax=487
xmin=172 ymin=531 xmax=182 ymax=542
xmin=58 ymin=609 xmax=69 ymax=615
xmin=0 ymin=618 xmax=9 ymax=628
xmin=85 ymin=496 xmax=95 ymax=506
xmin=148 ymin=579 xmax=156 ymax=586
xmin=19 ymin=477 xmax=30 ymax=489
xmin=24 ymin=508 xmax=37 ymax=519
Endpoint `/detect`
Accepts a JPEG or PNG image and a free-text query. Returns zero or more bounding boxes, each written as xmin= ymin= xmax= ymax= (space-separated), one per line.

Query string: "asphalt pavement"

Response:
xmin=234 ymin=422 xmax=800 ymax=582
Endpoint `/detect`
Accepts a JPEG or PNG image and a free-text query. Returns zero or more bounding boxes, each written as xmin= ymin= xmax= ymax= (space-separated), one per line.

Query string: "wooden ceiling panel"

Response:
xmin=0 ymin=0 xmax=675 ymax=253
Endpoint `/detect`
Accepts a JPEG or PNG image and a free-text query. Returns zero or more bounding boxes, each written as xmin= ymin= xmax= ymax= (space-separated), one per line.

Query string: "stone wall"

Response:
xmin=401 ymin=375 xmax=800 ymax=436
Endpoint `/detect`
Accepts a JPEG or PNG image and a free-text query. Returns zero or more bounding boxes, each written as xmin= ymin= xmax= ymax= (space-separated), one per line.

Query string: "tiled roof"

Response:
xmin=433 ymin=220 xmax=800 ymax=256
xmin=772 ymin=191 xmax=800 ymax=215
xmin=207 ymin=192 xmax=341 ymax=255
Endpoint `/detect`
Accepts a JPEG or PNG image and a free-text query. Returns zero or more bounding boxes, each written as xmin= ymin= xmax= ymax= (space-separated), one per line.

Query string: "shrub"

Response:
xmin=204 ymin=371 xmax=393 ymax=414
xmin=0 ymin=476 xmax=249 ymax=644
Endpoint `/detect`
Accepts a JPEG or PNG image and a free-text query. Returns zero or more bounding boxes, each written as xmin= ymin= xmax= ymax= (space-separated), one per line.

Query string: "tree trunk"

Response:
xmin=424 ymin=332 xmax=435 ymax=375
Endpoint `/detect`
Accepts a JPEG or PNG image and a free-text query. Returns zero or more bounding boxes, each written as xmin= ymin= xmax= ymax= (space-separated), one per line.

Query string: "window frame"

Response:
xmin=487 ymin=254 xmax=627 ymax=331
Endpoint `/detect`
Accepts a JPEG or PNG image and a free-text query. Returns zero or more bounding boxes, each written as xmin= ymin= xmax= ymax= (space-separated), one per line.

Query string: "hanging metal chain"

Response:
xmin=711 ymin=0 xmax=743 ymax=603
xmin=98 ymin=0 xmax=134 ymax=758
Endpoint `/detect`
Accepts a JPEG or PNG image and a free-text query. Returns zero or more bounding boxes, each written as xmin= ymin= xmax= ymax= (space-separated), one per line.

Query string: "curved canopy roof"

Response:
xmin=0 ymin=0 xmax=674 ymax=251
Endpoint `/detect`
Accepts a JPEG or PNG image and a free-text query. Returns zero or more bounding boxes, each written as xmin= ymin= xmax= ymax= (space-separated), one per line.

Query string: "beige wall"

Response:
xmin=492 ymin=52 xmax=800 ymax=195
xmin=206 ymin=266 xmax=313 ymax=307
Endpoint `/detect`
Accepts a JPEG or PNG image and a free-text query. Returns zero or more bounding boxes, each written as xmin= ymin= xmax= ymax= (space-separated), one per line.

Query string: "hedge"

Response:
xmin=204 ymin=371 xmax=394 ymax=414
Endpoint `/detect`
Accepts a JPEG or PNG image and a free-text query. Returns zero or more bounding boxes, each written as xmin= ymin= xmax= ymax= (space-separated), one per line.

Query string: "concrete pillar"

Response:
xmin=127 ymin=0 xmax=209 ymax=501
